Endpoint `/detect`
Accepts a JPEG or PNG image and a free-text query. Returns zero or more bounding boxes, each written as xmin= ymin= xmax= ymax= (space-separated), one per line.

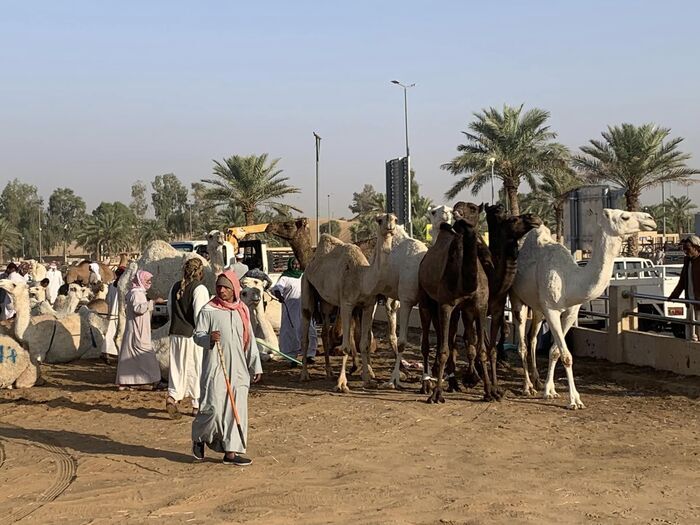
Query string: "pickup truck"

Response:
xmin=579 ymin=257 xmax=686 ymax=337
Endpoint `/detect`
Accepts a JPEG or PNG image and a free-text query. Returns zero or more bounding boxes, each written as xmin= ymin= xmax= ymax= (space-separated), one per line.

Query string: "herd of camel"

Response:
xmin=265 ymin=203 xmax=656 ymax=410
xmin=0 ymin=201 xmax=656 ymax=410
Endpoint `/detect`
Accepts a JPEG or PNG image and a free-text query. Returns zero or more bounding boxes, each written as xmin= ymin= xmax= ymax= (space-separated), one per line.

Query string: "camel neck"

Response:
xmin=577 ymin=231 xmax=621 ymax=303
xmin=363 ymin=233 xmax=393 ymax=294
xmin=13 ymin=295 xmax=29 ymax=341
xmin=293 ymin=236 xmax=313 ymax=271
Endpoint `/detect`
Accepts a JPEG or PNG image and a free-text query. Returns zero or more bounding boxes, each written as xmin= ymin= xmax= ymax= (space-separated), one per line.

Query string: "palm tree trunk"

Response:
xmin=244 ymin=210 xmax=255 ymax=226
xmin=626 ymin=191 xmax=641 ymax=256
xmin=505 ymin=183 xmax=520 ymax=216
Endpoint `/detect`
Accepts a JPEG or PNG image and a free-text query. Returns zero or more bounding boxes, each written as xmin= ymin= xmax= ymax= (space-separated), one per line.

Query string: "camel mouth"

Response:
xmin=639 ymin=220 xmax=657 ymax=232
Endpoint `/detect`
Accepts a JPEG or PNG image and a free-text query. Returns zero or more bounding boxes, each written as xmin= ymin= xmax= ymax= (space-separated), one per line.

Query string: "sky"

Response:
xmin=2 ymin=1 xmax=700 ymax=219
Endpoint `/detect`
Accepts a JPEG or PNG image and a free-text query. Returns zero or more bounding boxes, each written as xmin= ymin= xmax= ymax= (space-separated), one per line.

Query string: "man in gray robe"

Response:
xmin=192 ymin=270 xmax=262 ymax=465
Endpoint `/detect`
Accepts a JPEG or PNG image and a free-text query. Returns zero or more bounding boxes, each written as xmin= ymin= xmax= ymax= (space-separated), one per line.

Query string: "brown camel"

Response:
xmin=65 ymin=260 xmax=115 ymax=286
xmin=418 ymin=216 xmax=493 ymax=403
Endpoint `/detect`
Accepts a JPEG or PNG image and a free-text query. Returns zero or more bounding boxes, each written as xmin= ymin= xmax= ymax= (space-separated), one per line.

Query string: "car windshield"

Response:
xmin=170 ymin=243 xmax=194 ymax=252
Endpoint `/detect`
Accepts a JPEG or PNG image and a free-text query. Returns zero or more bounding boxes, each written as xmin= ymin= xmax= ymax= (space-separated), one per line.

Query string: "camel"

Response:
xmin=511 ymin=209 xmax=656 ymax=408
xmin=418 ymin=214 xmax=493 ymax=403
xmin=26 ymin=260 xmax=47 ymax=282
xmin=300 ymin=214 xmax=396 ymax=391
xmin=0 ymin=278 xmax=111 ymax=364
xmin=240 ymin=276 xmax=279 ymax=361
xmin=65 ymin=260 xmax=115 ymax=285
xmin=0 ymin=333 xmax=38 ymax=388
xmin=459 ymin=204 xmax=541 ymax=394
xmin=206 ymin=230 xmax=228 ymax=273
xmin=370 ymin=221 xmax=428 ymax=388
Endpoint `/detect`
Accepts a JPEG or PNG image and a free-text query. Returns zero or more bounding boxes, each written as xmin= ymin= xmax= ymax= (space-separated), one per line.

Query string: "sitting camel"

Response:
xmin=0 ymin=278 xmax=110 ymax=364
xmin=240 ymin=276 xmax=279 ymax=361
xmin=0 ymin=333 xmax=38 ymax=389
xmin=300 ymin=214 xmax=396 ymax=391
xmin=511 ymin=209 xmax=656 ymax=408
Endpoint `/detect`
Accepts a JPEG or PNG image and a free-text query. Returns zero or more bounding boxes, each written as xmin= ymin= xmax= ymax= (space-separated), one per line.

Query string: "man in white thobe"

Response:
xmin=45 ymin=262 xmax=64 ymax=305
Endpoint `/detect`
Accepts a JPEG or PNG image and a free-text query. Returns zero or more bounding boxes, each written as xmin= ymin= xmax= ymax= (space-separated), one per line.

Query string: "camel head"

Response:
xmin=427 ymin=205 xmax=453 ymax=227
xmin=375 ymin=213 xmax=397 ymax=237
xmin=265 ymin=218 xmax=309 ymax=241
xmin=206 ymin=230 xmax=225 ymax=250
xmin=68 ymin=283 xmax=92 ymax=303
xmin=28 ymin=285 xmax=46 ymax=303
xmin=0 ymin=278 xmax=28 ymax=299
xmin=453 ymin=201 xmax=483 ymax=227
xmin=239 ymin=277 xmax=264 ymax=309
xmin=597 ymin=209 xmax=657 ymax=237
xmin=503 ymin=212 xmax=543 ymax=240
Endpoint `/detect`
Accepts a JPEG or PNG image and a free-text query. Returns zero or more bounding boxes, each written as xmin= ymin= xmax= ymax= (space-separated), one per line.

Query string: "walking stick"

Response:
xmin=214 ymin=340 xmax=246 ymax=449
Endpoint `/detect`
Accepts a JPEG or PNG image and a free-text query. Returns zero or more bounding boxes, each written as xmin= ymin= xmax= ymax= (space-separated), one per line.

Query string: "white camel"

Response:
xmin=371 ymin=221 xmax=428 ymax=388
xmin=427 ymin=205 xmax=453 ymax=245
xmin=0 ymin=278 xmax=110 ymax=364
xmin=240 ymin=276 xmax=279 ymax=361
xmin=511 ymin=209 xmax=656 ymax=409
xmin=0 ymin=333 xmax=38 ymax=389
xmin=206 ymin=230 xmax=228 ymax=273
xmin=300 ymin=214 xmax=396 ymax=391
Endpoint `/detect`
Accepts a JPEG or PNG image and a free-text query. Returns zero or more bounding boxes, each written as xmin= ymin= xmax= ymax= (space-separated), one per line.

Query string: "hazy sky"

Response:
xmin=2 ymin=1 xmax=700 ymax=218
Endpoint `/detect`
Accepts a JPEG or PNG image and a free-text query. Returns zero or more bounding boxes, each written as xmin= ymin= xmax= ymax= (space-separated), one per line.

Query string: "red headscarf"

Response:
xmin=209 ymin=270 xmax=251 ymax=350
xmin=131 ymin=270 xmax=153 ymax=291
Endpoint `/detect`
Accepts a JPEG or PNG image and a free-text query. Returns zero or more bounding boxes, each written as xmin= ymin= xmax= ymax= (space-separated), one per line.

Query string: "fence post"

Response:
xmin=607 ymin=285 xmax=636 ymax=363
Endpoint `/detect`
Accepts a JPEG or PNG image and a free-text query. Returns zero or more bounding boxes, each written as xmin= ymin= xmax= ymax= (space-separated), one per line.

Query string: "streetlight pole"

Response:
xmin=327 ymin=193 xmax=331 ymax=223
xmin=313 ymin=132 xmax=322 ymax=245
xmin=188 ymin=203 xmax=193 ymax=238
xmin=391 ymin=80 xmax=415 ymax=236
xmin=38 ymin=207 xmax=43 ymax=262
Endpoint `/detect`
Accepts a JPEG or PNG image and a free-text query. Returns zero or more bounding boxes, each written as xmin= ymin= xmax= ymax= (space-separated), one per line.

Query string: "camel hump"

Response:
xmin=316 ymin=234 xmax=345 ymax=256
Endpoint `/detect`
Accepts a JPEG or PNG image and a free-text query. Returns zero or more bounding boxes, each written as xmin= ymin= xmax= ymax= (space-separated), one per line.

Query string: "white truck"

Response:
xmin=580 ymin=257 xmax=686 ymax=337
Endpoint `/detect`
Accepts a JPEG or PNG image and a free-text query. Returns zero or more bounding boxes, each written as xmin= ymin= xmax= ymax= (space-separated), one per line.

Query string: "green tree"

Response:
xmin=46 ymin=188 xmax=87 ymax=261
xmin=664 ymin=195 xmax=697 ymax=234
xmin=0 ymin=217 xmax=21 ymax=263
xmin=442 ymin=104 xmax=570 ymax=215
xmin=76 ymin=202 xmax=135 ymax=259
xmin=130 ymin=181 xmax=149 ymax=220
xmin=642 ymin=204 xmax=665 ymax=233
xmin=151 ymin=173 xmax=189 ymax=234
xmin=320 ymin=220 xmax=341 ymax=237
xmin=410 ymin=171 xmax=433 ymax=243
xmin=139 ymin=219 xmax=169 ymax=249
xmin=350 ymin=214 xmax=378 ymax=242
xmin=529 ymin=167 xmax=583 ymax=241
xmin=202 ymin=154 xmax=301 ymax=225
xmin=573 ymin=123 xmax=700 ymax=254
xmin=0 ymin=179 xmax=44 ymax=259
xmin=349 ymin=184 xmax=385 ymax=216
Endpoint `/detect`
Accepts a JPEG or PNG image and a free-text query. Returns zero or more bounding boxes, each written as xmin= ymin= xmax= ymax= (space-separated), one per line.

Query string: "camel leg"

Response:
xmin=488 ymin=308 xmax=504 ymax=395
xmin=478 ymin=310 xmax=499 ymax=401
xmin=557 ymin=306 xmax=584 ymax=409
xmin=418 ymin=300 xmax=434 ymax=395
xmin=446 ymin=309 xmax=462 ymax=393
xmin=335 ymin=305 xmax=354 ymax=393
xmin=359 ymin=304 xmax=377 ymax=388
xmin=460 ymin=309 xmax=480 ymax=388
xmin=542 ymin=310 xmax=565 ymax=401
xmin=527 ymin=309 xmax=545 ymax=390
xmin=385 ymin=300 xmax=412 ymax=389
xmin=513 ymin=300 xmax=537 ymax=396
xmin=320 ymin=305 xmax=334 ymax=379
xmin=427 ymin=304 xmax=452 ymax=404
xmin=385 ymin=298 xmax=399 ymax=355
xmin=299 ymin=277 xmax=315 ymax=382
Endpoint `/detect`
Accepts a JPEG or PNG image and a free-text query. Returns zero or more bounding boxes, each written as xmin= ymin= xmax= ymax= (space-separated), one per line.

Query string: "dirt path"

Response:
xmin=0 ymin=338 xmax=699 ymax=524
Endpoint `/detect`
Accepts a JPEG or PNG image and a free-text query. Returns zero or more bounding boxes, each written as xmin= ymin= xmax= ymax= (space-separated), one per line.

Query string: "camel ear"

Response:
xmin=478 ymin=203 xmax=485 ymax=213
xmin=296 ymin=219 xmax=307 ymax=228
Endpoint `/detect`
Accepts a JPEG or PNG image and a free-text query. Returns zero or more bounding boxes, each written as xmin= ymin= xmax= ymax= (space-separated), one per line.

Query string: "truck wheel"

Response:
xmin=671 ymin=323 xmax=686 ymax=339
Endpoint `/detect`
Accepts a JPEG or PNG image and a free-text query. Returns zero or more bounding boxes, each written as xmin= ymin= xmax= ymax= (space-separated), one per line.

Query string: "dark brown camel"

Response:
xmin=460 ymin=203 xmax=542 ymax=396
xmin=418 ymin=216 xmax=493 ymax=403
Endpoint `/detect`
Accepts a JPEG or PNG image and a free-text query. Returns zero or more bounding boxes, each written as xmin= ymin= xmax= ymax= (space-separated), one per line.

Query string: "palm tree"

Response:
xmin=442 ymin=104 xmax=570 ymax=215
xmin=573 ymin=123 xmax=700 ymax=253
xmin=0 ymin=217 xmax=21 ymax=263
xmin=139 ymin=219 xmax=169 ymax=249
xmin=664 ymin=195 xmax=697 ymax=234
xmin=202 ymin=154 xmax=301 ymax=225
xmin=531 ymin=167 xmax=583 ymax=241
xmin=76 ymin=209 xmax=133 ymax=259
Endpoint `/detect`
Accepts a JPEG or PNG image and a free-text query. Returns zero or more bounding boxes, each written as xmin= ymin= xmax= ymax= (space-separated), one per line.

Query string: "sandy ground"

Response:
xmin=1 ymin=326 xmax=699 ymax=525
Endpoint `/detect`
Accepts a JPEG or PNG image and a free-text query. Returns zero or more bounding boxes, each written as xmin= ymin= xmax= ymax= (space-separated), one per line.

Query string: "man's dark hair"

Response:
xmin=6 ymin=262 xmax=17 ymax=273
xmin=40 ymin=278 xmax=50 ymax=287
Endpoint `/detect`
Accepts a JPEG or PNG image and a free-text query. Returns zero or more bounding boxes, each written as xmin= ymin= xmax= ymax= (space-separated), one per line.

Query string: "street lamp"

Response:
xmin=487 ymin=157 xmax=496 ymax=204
xmin=313 ymin=132 xmax=322 ymax=245
xmin=38 ymin=207 xmax=43 ymax=263
xmin=661 ymin=182 xmax=666 ymax=245
xmin=390 ymin=80 xmax=415 ymax=236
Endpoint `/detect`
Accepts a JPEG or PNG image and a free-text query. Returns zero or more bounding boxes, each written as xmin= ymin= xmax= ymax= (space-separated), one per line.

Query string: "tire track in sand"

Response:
xmin=0 ymin=425 xmax=77 ymax=525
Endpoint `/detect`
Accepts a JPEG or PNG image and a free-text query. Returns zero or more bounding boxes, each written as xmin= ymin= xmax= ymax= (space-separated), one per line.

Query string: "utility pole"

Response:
xmin=314 ymin=132 xmax=322 ymax=245
xmin=38 ymin=207 xmax=43 ymax=262
xmin=391 ymin=80 xmax=415 ymax=236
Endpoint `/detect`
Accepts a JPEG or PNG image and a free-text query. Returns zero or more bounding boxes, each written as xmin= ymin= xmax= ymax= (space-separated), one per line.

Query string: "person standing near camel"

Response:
xmin=668 ymin=236 xmax=700 ymax=340
xmin=192 ymin=270 xmax=262 ymax=465
xmin=166 ymin=258 xmax=210 ymax=419
xmin=116 ymin=270 xmax=163 ymax=390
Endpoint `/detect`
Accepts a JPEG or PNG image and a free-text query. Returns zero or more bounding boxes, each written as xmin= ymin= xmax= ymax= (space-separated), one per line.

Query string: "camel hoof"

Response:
xmin=299 ymin=370 xmax=310 ymax=382
xmin=568 ymin=397 xmax=586 ymax=410
xmin=544 ymin=392 xmax=560 ymax=400
xmin=348 ymin=364 xmax=358 ymax=376
xmin=447 ymin=376 xmax=462 ymax=393
xmin=522 ymin=386 xmax=538 ymax=397
xmin=461 ymin=368 xmax=481 ymax=389
xmin=420 ymin=379 xmax=433 ymax=395
xmin=426 ymin=388 xmax=444 ymax=404
xmin=532 ymin=377 xmax=544 ymax=390
xmin=363 ymin=380 xmax=378 ymax=390
xmin=335 ymin=384 xmax=350 ymax=393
